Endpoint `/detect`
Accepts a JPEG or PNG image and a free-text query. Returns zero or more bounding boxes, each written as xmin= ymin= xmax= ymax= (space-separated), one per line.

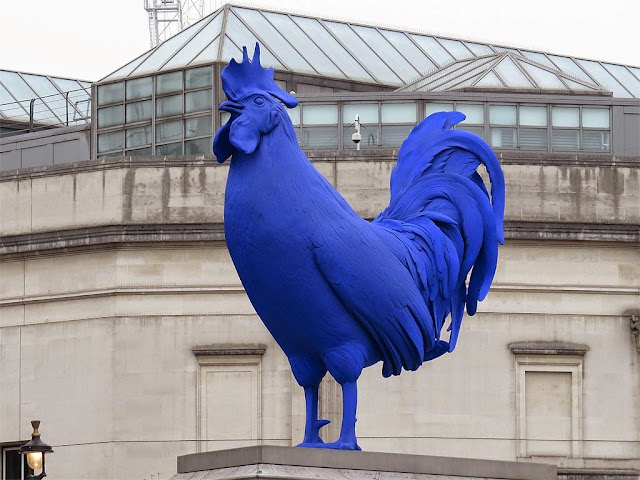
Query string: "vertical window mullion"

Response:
xmin=579 ymin=105 xmax=583 ymax=151
xmin=377 ymin=102 xmax=382 ymax=146
xmin=151 ymin=75 xmax=156 ymax=155
xmin=547 ymin=105 xmax=552 ymax=154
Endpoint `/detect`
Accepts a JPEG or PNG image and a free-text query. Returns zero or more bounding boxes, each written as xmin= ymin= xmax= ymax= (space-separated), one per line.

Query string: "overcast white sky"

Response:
xmin=1 ymin=0 xmax=638 ymax=82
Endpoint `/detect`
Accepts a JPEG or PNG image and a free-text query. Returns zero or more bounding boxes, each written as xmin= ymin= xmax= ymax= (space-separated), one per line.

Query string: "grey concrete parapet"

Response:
xmin=175 ymin=445 xmax=557 ymax=480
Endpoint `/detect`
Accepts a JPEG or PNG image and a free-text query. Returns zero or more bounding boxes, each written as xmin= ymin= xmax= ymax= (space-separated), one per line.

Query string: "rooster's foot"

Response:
xmin=298 ymin=419 xmax=330 ymax=445
xmin=321 ymin=440 xmax=362 ymax=451
xmin=296 ymin=441 xmax=325 ymax=448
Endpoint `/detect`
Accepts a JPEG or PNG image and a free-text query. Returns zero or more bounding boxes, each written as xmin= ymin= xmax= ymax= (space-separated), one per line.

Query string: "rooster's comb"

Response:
xmin=221 ymin=43 xmax=298 ymax=108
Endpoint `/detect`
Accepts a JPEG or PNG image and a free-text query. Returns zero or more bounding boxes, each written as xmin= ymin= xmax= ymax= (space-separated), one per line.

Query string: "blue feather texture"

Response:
xmin=215 ymin=44 xmax=505 ymax=451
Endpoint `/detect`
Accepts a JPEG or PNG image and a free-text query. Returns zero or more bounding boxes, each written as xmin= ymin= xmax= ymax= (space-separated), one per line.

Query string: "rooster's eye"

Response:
xmin=254 ymin=96 xmax=265 ymax=106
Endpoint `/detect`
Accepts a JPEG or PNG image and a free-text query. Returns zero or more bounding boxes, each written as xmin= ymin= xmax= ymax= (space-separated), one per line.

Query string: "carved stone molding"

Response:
xmin=629 ymin=312 xmax=640 ymax=354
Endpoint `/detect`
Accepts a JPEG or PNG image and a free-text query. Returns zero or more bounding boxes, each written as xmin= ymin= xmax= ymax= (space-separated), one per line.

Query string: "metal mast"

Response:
xmin=144 ymin=0 xmax=184 ymax=49
xmin=144 ymin=0 xmax=223 ymax=48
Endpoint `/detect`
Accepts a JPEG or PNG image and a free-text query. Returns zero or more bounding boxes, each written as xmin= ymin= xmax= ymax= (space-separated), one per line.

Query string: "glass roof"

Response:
xmin=397 ymin=52 xmax=608 ymax=94
xmin=0 ymin=70 xmax=91 ymax=125
xmin=99 ymin=3 xmax=640 ymax=99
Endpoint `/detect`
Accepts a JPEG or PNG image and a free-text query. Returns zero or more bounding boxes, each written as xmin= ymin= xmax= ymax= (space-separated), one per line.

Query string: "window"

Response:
xmin=343 ymin=103 xmax=378 ymax=149
xmin=381 ymin=103 xmax=416 ymax=147
xmin=519 ymin=106 xmax=548 ymax=150
xmin=342 ymin=102 xmax=416 ymax=149
xmin=300 ymin=104 xmax=338 ymax=148
xmin=95 ymin=65 xmax=214 ymax=159
xmin=194 ymin=344 xmax=265 ymax=452
xmin=510 ymin=342 xmax=587 ymax=458
xmin=552 ymin=106 xmax=610 ymax=152
xmin=425 ymin=102 xmax=484 ymax=138
xmin=1 ymin=443 xmax=32 ymax=480
xmin=455 ymin=103 xmax=484 ymax=137
xmin=490 ymin=105 xmax=517 ymax=148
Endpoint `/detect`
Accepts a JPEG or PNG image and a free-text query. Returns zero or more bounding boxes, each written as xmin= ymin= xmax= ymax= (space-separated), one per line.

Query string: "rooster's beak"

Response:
xmin=219 ymin=101 xmax=243 ymax=115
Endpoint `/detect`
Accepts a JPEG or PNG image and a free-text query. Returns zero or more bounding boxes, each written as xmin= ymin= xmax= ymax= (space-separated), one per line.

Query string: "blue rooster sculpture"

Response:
xmin=213 ymin=44 xmax=505 ymax=451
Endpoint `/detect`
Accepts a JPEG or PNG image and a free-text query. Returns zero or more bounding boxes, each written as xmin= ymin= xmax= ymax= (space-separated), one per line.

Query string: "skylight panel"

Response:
xmin=519 ymin=50 xmax=556 ymax=69
xmin=262 ymin=12 xmax=346 ymax=79
xmin=601 ymin=63 xmax=640 ymax=98
xmin=102 ymin=50 xmax=154 ymax=82
xmin=562 ymin=77 xmax=597 ymax=91
xmin=577 ymin=59 xmax=632 ymax=97
xmin=494 ymin=57 xmax=534 ymax=88
xmin=350 ymin=25 xmax=421 ymax=83
xmin=163 ymin=12 xmax=223 ymax=69
xmin=475 ymin=71 xmax=505 ymax=87
xmin=521 ymin=62 xmax=566 ymax=90
xmin=220 ymin=36 xmax=244 ymax=63
xmin=129 ymin=19 xmax=205 ymax=77
xmin=235 ymin=8 xmax=317 ymax=75
xmin=546 ymin=55 xmax=593 ymax=82
xmin=0 ymin=71 xmax=37 ymax=102
xmin=437 ymin=38 xmax=474 ymax=60
xmin=224 ymin=11 xmax=285 ymax=70
xmin=409 ymin=35 xmax=455 ymax=67
xmin=378 ymin=30 xmax=437 ymax=76
xmin=464 ymin=43 xmax=495 ymax=56
xmin=0 ymin=81 xmax=29 ymax=119
xmin=323 ymin=21 xmax=403 ymax=85
xmin=291 ymin=16 xmax=375 ymax=83
xmin=190 ymin=36 xmax=220 ymax=66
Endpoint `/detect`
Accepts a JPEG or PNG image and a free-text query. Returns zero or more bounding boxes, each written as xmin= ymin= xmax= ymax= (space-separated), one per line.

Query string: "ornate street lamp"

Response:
xmin=19 ymin=420 xmax=53 ymax=480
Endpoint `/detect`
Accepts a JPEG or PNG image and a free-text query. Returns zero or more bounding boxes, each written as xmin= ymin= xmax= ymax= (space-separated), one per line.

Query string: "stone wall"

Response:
xmin=0 ymin=151 xmax=638 ymax=480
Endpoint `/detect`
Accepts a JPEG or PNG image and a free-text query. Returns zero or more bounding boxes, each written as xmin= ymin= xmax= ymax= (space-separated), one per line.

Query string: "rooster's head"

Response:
xmin=213 ymin=43 xmax=298 ymax=163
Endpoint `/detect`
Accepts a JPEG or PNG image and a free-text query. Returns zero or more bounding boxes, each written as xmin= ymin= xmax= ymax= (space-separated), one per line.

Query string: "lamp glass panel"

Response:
xmin=26 ymin=451 xmax=43 ymax=470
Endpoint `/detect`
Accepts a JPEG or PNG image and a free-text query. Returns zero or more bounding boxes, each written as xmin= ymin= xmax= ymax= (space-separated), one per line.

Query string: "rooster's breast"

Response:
xmin=223 ymin=165 xmax=373 ymax=358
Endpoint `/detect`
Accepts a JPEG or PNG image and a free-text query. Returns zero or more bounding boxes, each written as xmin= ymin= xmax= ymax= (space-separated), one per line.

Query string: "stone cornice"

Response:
xmin=1 ymin=151 xmax=638 ymax=181
xmin=1 ymin=221 xmax=637 ymax=257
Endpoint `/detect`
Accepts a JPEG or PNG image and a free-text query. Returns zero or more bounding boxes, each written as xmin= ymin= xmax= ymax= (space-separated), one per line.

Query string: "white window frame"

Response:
xmin=194 ymin=344 xmax=265 ymax=453
xmin=510 ymin=342 xmax=587 ymax=459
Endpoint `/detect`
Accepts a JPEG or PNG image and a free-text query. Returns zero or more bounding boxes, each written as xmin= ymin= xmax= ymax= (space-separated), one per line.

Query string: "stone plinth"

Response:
xmin=172 ymin=445 xmax=556 ymax=480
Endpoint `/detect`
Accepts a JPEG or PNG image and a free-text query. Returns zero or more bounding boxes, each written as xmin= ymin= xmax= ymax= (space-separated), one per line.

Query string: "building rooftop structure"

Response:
xmin=100 ymin=3 xmax=640 ymax=97
xmin=1 ymin=2 xmax=639 ymax=169
xmin=0 ymin=70 xmax=91 ymax=135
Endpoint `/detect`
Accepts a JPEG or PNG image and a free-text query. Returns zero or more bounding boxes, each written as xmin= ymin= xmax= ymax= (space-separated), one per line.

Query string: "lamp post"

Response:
xmin=19 ymin=421 xmax=53 ymax=480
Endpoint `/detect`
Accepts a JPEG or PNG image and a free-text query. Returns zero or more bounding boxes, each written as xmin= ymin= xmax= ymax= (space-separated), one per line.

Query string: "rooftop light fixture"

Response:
xmin=19 ymin=420 xmax=53 ymax=480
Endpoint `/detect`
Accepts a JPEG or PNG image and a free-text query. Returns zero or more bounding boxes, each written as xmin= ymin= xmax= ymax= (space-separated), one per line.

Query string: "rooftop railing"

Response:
xmin=0 ymin=87 xmax=91 ymax=137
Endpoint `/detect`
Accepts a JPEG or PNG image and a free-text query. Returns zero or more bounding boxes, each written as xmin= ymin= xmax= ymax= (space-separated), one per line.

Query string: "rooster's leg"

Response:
xmin=323 ymin=380 xmax=361 ymax=451
xmin=297 ymin=385 xmax=331 ymax=446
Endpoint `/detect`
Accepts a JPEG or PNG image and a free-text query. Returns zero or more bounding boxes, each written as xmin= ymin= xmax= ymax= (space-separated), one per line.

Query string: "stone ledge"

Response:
xmin=175 ymin=445 xmax=556 ymax=480
xmin=1 ymin=221 xmax=637 ymax=256
xmin=1 ymin=151 xmax=637 ymax=180
xmin=508 ymin=342 xmax=589 ymax=356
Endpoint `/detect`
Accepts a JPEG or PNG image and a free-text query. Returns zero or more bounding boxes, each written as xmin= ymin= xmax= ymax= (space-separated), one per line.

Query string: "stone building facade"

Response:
xmin=1 ymin=4 xmax=639 ymax=480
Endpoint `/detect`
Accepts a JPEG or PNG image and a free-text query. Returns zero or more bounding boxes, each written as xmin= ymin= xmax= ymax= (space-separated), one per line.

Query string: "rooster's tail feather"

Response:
xmin=375 ymin=111 xmax=504 ymax=355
